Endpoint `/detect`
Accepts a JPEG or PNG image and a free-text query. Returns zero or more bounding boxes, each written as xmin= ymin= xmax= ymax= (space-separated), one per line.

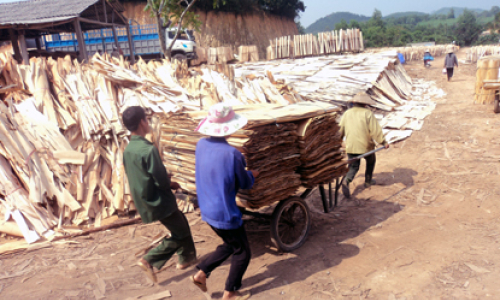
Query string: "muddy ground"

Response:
xmin=1 ymin=49 xmax=500 ymax=300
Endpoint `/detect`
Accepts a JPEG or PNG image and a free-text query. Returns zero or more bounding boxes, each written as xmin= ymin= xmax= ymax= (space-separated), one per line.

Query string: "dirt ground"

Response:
xmin=2 ymin=48 xmax=500 ymax=300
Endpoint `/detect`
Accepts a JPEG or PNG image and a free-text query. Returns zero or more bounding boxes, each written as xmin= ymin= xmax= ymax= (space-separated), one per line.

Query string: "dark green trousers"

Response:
xmin=143 ymin=209 xmax=196 ymax=270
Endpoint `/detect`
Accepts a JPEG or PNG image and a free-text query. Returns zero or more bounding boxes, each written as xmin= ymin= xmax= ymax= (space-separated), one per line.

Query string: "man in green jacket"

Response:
xmin=339 ymin=93 xmax=389 ymax=198
xmin=122 ymin=106 xmax=196 ymax=283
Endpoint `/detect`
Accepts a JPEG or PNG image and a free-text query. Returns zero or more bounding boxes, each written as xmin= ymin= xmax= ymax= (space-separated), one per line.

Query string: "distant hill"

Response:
xmin=432 ymin=7 xmax=485 ymax=16
xmin=384 ymin=11 xmax=427 ymax=19
xmin=305 ymin=12 xmax=369 ymax=34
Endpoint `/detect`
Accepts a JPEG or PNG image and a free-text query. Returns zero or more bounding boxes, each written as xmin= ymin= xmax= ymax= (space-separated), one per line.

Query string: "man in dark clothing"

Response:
xmin=444 ymin=46 xmax=458 ymax=81
xmin=122 ymin=106 xmax=196 ymax=283
xmin=191 ymin=104 xmax=258 ymax=300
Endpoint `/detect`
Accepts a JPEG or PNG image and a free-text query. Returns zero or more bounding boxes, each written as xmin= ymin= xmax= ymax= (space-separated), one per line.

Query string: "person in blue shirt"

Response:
xmin=423 ymin=48 xmax=434 ymax=67
xmin=397 ymin=51 xmax=405 ymax=65
xmin=191 ymin=104 xmax=259 ymax=300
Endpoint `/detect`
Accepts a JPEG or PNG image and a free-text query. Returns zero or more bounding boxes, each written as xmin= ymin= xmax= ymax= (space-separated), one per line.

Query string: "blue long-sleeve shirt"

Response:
xmin=195 ymin=137 xmax=255 ymax=230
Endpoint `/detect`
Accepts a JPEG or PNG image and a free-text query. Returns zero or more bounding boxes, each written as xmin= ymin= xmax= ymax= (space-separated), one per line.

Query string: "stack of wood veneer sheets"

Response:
xmin=160 ymin=102 xmax=345 ymax=209
xmin=0 ymin=50 xmax=307 ymax=242
xmin=297 ymin=113 xmax=347 ymax=187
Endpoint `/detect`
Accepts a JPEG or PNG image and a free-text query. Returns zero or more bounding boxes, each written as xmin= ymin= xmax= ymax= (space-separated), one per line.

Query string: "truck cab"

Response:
xmin=166 ymin=29 xmax=197 ymax=62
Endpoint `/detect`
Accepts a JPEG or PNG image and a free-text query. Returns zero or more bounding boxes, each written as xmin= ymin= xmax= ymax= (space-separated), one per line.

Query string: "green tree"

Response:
xmin=144 ymin=0 xmax=201 ymax=58
xmin=447 ymin=8 xmax=455 ymax=19
xmin=489 ymin=12 xmax=500 ymax=33
xmin=454 ymin=9 xmax=482 ymax=46
xmin=368 ymin=9 xmax=384 ymax=28
xmin=349 ymin=19 xmax=361 ymax=29
xmin=335 ymin=19 xmax=348 ymax=30
xmin=257 ymin=0 xmax=305 ymax=19
xmin=296 ymin=21 xmax=306 ymax=34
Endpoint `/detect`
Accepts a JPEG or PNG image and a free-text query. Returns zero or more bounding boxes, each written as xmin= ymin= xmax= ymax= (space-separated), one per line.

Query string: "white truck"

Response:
xmin=166 ymin=28 xmax=197 ymax=62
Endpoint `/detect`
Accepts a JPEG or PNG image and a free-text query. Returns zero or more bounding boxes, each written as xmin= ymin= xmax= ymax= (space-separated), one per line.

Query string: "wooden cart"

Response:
xmin=239 ymin=177 xmax=344 ymax=252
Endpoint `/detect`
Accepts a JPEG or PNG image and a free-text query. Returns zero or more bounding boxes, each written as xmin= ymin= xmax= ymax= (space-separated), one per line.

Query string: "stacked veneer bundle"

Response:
xmin=160 ymin=102 xmax=342 ymax=209
xmin=296 ymin=112 xmax=347 ymax=187
xmin=474 ymin=55 xmax=500 ymax=105
xmin=466 ymin=46 xmax=500 ymax=63
xmin=234 ymin=122 xmax=301 ymax=208
xmin=237 ymin=45 xmax=259 ymax=63
xmin=266 ymin=28 xmax=364 ymax=60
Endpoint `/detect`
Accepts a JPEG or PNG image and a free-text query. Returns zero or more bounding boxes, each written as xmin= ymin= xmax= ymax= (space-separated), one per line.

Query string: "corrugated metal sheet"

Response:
xmin=0 ymin=0 xmax=100 ymax=25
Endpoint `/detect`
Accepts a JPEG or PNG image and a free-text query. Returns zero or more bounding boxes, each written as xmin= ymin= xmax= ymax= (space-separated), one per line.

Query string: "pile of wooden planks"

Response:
xmin=237 ymin=45 xmax=259 ymax=63
xmin=466 ymin=46 xmax=500 ymax=63
xmin=0 ymin=47 xmax=432 ymax=242
xmin=296 ymin=112 xmax=347 ymax=187
xmin=474 ymin=55 xmax=500 ymax=104
xmin=207 ymin=47 xmax=235 ymax=64
xmin=0 ymin=52 xmax=211 ymax=241
xmin=159 ymin=102 xmax=342 ymax=209
xmin=237 ymin=51 xmax=413 ymax=112
xmin=267 ymin=28 xmax=364 ymax=60
xmin=367 ymin=45 xmax=448 ymax=62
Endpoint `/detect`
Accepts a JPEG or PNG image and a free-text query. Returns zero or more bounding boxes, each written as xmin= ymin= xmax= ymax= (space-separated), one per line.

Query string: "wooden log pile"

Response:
xmin=267 ymin=29 xmax=364 ymax=60
xmin=296 ymin=113 xmax=347 ymax=187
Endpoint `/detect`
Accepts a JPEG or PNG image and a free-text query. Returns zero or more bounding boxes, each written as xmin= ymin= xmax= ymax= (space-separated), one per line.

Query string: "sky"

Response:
xmin=299 ymin=0 xmax=499 ymax=27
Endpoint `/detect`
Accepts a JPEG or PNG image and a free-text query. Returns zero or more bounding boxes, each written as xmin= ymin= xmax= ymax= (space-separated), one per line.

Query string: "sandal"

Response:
xmin=235 ymin=291 xmax=251 ymax=300
xmin=177 ymin=258 xmax=198 ymax=270
xmin=137 ymin=260 xmax=157 ymax=283
xmin=191 ymin=275 xmax=207 ymax=292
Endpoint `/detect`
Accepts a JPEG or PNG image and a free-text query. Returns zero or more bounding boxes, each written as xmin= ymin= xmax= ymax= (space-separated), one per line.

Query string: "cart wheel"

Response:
xmin=270 ymin=197 xmax=311 ymax=252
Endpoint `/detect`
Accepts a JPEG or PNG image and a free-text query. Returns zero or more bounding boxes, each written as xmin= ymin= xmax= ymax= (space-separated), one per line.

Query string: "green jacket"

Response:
xmin=339 ymin=106 xmax=387 ymax=154
xmin=123 ymin=135 xmax=177 ymax=223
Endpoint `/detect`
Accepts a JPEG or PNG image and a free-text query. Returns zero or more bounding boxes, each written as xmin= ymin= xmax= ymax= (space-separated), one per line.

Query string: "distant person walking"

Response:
xmin=340 ymin=93 xmax=389 ymax=198
xmin=423 ymin=48 xmax=434 ymax=67
xmin=122 ymin=106 xmax=196 ymax=283
xmin=444 ymin=46 xmax=458 ymax=82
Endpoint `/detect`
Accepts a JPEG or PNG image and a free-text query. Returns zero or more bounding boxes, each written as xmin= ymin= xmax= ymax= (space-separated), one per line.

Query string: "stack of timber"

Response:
xmin=367 ymin=45 xmax=447 ymax=62
xmin=0 ymin=53 xmax=208 ymax=242
xmin=160 ymin=102 xmax=342 ymax=209
xmin=267 ymin=28 xmax=364 ymax=60
xmin=206 ymin=47 xmax=235 ymax=64
xmin=236 ymin=51 xmax=442 ymax=143
xmin=466 ymin=46 xmax=500 ymax=63
xmin=237 ymin=51 xmax=413 ymax=112
xmin=0 ymin=49 xmax=312 ymax=241
xmin=474 ymin=55 xmax=500 ymax=104
xmin=237 ymin=45 xmax=259 ymax=63
xmin=296 ymin=112 xmax=347 ymax=187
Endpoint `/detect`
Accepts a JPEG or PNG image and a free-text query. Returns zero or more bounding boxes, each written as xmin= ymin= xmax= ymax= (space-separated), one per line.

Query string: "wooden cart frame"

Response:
xmin=239 ymin=177 xmax=343 ymax=252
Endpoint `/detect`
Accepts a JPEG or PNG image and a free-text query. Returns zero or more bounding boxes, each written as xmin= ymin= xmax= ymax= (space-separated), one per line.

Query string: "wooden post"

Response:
xmin=112 ymin=25 xmax=120 ymax=50
xmin=74 ymin=19 xmax=88 ymax=62
xmin=18 ymin=33 xmax=29 ymax=65
xmin=35 ymin=37 xmax=42 ymax=50
xmin=102 ymin=0 xmax=108 ymax=23
xmin=8 ymin=29 xmax=22 ymax=62
xmin=125 ymin=24 xmax=136 ymax=64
